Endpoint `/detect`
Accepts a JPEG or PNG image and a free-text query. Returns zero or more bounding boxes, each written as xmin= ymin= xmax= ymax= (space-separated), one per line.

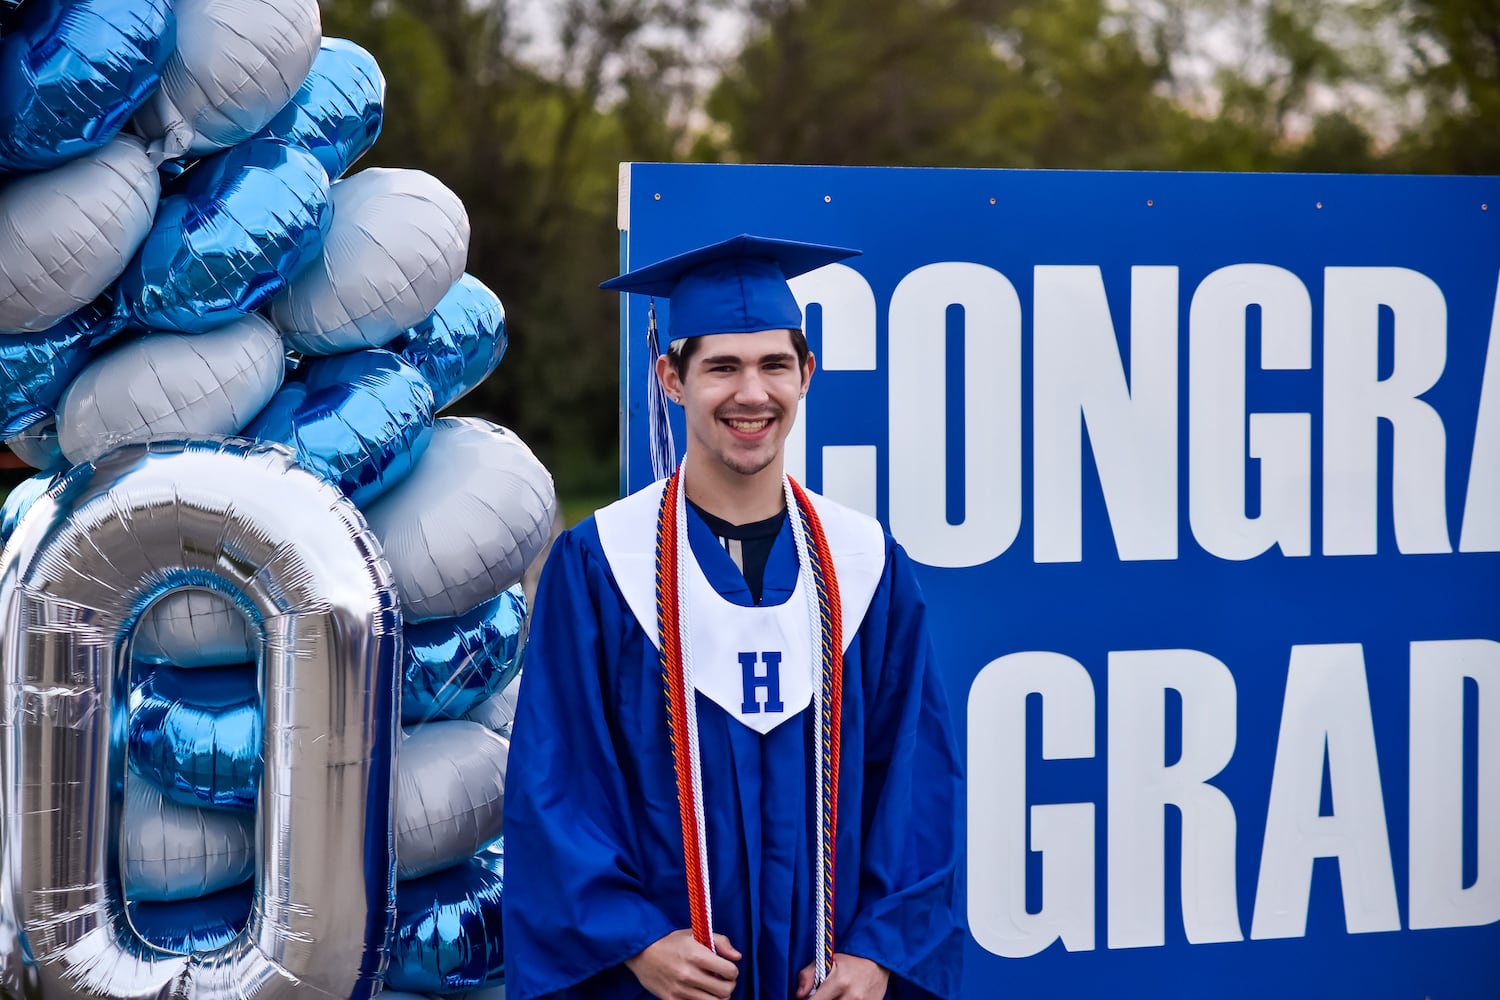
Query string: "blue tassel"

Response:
xmin=646 ymin=299 xmax=677 ymax=481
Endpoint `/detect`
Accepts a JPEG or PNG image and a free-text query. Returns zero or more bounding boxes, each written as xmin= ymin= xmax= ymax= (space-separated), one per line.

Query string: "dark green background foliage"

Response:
xmin=4 ymin=0 xmax=1494 ymax=511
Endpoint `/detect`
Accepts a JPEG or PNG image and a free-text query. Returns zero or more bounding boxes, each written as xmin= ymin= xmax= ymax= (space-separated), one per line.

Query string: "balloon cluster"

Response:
xmin=1 ymin=0 xmax=554 ymax=995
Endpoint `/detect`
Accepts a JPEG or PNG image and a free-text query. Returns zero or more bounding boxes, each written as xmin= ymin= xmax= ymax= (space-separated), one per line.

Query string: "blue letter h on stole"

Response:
xmin=739 ymin=651 xmax=785 ymax=713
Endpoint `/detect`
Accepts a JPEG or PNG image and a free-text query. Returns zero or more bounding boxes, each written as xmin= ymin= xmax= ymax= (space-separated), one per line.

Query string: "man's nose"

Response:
xmin=733 ymin=370 xmax=772 ymax=402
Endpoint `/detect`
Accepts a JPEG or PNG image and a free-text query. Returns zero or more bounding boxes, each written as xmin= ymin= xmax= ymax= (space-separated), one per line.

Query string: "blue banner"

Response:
xmin=616 ymin=163 xmax=1500 ymax=999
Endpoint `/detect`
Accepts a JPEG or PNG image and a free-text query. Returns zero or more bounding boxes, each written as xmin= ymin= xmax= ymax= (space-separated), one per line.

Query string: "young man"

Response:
xmin=503 ymin=235 xmax=963 ymax=1000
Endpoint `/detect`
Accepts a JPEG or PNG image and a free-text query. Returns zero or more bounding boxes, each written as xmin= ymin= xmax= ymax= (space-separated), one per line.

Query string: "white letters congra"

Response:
xmin=788 ymin=263 xmax=1500 ymax=567
xmin=780 ymin=262 xmax=1499 ymax=959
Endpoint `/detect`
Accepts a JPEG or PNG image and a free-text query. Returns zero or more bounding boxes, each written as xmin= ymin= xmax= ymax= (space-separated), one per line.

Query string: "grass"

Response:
xmin=561 ymin=490 xmax=617 ymax=527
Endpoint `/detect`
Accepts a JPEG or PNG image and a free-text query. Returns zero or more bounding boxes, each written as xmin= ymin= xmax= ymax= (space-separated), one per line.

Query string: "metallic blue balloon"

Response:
xmin=126 ymin=881 xmax=254 ymax=955
xmin=0 ymin=468 xmax=61 ymax=546
xmin=5 ymin=412 xmax=64 ymax=470
xmin=0 ymin=0 xmax=174 ymax=171
xmin=255 ymin=37 xmax=385 ymax=181
xmin=246 ymin=348 xmax=436 ymax=508
xmin=387 ymin=855 xmax=505 ymax=993
xmin=119 ymin=138 xmax=332 ymax=333
xmin=127 ymin=663 xmax=262 ymax=812
xmin=403 ymin=585 xmax=527 ymax=724
xmin=390 ymin=273 xmax=507 ymax=412
xmin=0 ymin=296 xmax=126 ymax=437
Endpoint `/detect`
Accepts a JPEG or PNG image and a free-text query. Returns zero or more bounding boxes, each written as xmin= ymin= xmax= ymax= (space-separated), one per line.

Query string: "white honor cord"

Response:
xmin=784 ymin=474 xmax=831 ymax=987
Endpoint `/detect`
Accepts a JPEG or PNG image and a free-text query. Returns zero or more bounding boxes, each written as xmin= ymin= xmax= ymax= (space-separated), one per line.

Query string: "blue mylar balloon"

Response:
xmin=127 ymin=663 xmax=262 ymax=812
xmin=127 ymin=881 xmax=254 ymax=954
xmin=387 ymin=855 xmax=505 ymax=993
xmin=0 ymin=0 xmax=173 ymax=171
xmin=390 ymin=273 xmax=508 ymax=412
xmin=403 ymin=585 xmax=527 ymax=724
xmin=256 ymin=37 xmax=385 ymax=181
xmin=119 ymin=138 xmax=332 ymax=333
xmin=245 ymin=348 xmax=436 ymax=508
xmin=0 ymin=468 xmax=61 ymax=546
xmin=0 ymin=296 xmax=126 ymax=437
xmin=4 ymin=412 xmax=63 ymax=471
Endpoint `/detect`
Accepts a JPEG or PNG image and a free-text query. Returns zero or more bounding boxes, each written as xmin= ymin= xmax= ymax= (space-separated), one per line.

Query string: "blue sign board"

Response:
xmin=616 ymin=162 xmax=1500 ymax=999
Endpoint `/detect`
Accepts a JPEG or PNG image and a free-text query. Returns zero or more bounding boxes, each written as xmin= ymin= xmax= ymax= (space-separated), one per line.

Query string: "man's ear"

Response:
xmin=802 ymin=352 xmax=816 ymax=394
xmin=656 ymin=353 xmax=682 ymax=401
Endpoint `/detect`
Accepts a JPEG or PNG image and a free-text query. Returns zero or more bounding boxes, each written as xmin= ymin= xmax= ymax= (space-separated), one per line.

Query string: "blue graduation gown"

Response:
xmin=502 ymin=501 xmax=963 ymax=1000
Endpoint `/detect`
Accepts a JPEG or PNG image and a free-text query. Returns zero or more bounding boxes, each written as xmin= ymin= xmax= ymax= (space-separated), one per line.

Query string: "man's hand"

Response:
xmin=625 ymin=928 xmax=742 ymax=1000
xmin=795 ymin=954 xmax=890 ymax=1000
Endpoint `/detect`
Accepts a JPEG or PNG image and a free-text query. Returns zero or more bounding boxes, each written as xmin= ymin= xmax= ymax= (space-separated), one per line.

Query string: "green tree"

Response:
xmin=706 ymin=0 xmax=1414 ymax=173
xmin=707 ymin=0 xmax=1189 ymax=169
xmin=1389 ymin=0 xmax=1500 ymax=171
xmin=319 ymin=0 xmax=720 ymax=502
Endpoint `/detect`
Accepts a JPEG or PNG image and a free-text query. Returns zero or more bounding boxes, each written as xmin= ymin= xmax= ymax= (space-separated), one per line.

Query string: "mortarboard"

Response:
xmin=603 ymin=233 xmax=862 ymax=480
xmin=601 ymin=233 xmax=861 ymax=345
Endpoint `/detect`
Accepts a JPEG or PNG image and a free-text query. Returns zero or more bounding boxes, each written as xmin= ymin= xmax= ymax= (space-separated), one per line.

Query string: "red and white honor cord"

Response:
xmin=653 ymin=465 xmax=844 ymax=988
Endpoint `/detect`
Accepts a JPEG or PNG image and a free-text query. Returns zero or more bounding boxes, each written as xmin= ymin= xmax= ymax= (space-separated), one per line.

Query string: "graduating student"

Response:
xmin=503 ymin=234 xmax=963 ymax=1000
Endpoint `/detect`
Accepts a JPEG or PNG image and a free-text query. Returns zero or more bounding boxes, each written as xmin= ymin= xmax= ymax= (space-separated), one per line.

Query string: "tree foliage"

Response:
xmin=309 ymin=0 xmax=1494 ymax=503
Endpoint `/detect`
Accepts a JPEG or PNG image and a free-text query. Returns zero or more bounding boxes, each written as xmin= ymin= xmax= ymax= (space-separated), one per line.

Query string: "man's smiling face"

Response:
xmin=663 ymin=328 xmax=814 ymax=480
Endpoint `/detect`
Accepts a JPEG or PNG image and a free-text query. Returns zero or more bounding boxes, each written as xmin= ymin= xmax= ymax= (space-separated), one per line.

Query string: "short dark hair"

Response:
xmin=666 ymin=328 xmax=810 ymax=380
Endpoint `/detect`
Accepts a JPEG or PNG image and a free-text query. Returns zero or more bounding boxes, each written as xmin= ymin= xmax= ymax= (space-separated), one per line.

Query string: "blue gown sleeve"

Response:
xmin=501 ymin=525 xmax=678 ymax=1000
xmin=840 ymin=539 xmax=965 ymax=999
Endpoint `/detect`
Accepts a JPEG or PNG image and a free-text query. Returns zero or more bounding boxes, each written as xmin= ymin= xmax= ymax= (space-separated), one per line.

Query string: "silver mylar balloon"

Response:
xmin=127 ymin=882 xmax=252 ymax=955
xmin=462 ymin=672 xmax=522 ymax=739
xmin=245 ymin=348 xmax=435 ymax=507
xmin=134 ymin=589 xmax=256 ymax=667
xmin=386 ymin=855 xmax=505 ymax=993
xmin=122 ymin=779 xmax=254 ymax=901
xmin=0 ymin=296 xmax=126 ymax=437
xmin=363 ymin=417 xmax=557 ymax=622
xmin=255 ymin=36 xmax=385 ymax=181
xmin=395 ymin=720 xmax=508 ymax=881
xmin=127 ymin=663 xmax=262 ymax=810
xmin=269 ymin=168 xmax=470 ymax=356
xmin=0 ymin=134 xmax=158 ymax=332
xmin=402 ymin=585 xmax=526 ymax=724
xmin=119 ymin=138 xmax=332 ymax=333
xmin=390 ymin=273 xmax=507 ymax=412
xmin=0 ymin=0 xmax=174 ymax=171
xmin=0 ymin=438 xmax=399 ymax=998
xmin=131 ymin=0 xmax=321 ymax=160
xmin=4 ymin=413 xmax=64 ymax=471
xmin=56 ymin=313 xmax=284 ymax=464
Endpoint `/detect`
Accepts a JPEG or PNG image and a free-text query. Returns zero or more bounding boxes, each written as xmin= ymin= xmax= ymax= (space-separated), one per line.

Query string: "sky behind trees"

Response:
xmin=318 ymin=0 xmax=1497 ymax=502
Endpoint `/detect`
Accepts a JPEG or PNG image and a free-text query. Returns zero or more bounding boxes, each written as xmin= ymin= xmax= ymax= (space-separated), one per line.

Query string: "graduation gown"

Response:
xmin=502 ymin=485 xmax=964 ymax=1000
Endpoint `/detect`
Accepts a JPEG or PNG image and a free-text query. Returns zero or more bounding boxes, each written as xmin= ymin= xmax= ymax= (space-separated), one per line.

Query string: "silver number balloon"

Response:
xmin=0 ymin=439 xmax=399 ymax=998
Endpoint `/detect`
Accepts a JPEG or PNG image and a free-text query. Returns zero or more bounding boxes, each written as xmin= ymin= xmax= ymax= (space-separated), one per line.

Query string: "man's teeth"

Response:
xmin=727 ymin=418 xmax=770 ymax=431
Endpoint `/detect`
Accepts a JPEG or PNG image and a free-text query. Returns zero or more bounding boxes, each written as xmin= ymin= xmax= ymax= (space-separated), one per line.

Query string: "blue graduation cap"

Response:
xmin=601 ymin=234 xmax=861 ymax=346
xmin=603 ymin=234 xmax=862 ymax=480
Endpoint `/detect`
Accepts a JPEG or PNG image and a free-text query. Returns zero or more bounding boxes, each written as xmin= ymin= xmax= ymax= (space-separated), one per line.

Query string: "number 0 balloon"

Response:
xmin=0 ymin=440 xmax=399 ymax=998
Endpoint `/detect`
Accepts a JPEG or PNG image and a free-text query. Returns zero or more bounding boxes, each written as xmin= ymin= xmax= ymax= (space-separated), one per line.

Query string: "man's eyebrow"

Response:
xmin=696 ymin=351 xmax=796 ymax=366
